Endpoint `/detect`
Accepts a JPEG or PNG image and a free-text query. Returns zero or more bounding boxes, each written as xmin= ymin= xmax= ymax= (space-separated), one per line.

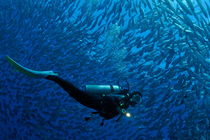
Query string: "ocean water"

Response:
xmin=0 ymin=0 xmax=209 ymax=139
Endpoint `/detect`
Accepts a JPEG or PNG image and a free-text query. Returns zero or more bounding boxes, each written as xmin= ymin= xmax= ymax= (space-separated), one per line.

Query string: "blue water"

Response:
xmin=0 ymin=0 xmax=210 ymax=139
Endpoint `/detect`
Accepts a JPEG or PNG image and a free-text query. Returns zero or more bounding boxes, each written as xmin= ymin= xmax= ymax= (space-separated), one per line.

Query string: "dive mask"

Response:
xmin=130 ymin=92 xmax=142 ymax=106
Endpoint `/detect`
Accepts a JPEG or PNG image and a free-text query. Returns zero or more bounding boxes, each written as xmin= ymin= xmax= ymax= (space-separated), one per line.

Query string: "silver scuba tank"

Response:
xmin=85 ymin=85 xmax=121 ymax=94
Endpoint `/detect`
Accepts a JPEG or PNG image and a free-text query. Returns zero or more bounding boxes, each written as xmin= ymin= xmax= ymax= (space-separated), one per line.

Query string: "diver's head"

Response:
xmin=129 ymin=91 xmax=142 ymax=107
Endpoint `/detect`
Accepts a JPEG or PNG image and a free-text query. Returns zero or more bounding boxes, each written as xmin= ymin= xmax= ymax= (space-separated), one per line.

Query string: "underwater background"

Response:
xmin=0 ymin=0 xmax=210 ymax=139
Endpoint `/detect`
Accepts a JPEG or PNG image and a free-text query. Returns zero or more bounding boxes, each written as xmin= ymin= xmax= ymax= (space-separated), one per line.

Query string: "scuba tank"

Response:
xmin=85 ymin=80 xmax=129 ymax=94
xmin=85 ymin=85 xmax=121 ymax=94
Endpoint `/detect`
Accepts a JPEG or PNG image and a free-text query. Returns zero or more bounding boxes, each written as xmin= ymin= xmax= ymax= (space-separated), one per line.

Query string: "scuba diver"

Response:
xmin=6 ymin=56 xmax=142 ymax=126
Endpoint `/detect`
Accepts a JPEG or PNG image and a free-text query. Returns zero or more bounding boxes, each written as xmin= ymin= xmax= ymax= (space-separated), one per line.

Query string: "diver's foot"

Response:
xmin=100 ymin=119 xmax=105 ymax=126
xmin=116 ymin=115 xmax=122 ymax=122
xmin=91 ymin=111 xmax=99 ymax=114
xmin=84 ymin=117 xmax=92 ymax=121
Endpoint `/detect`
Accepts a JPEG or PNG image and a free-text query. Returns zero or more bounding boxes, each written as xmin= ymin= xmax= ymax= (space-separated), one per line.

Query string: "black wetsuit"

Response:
xmin=46 ymin=75 xmax=131 ymax=119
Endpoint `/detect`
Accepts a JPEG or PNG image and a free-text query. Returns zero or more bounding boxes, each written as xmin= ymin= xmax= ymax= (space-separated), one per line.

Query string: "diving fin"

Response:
xmin=6 ymin=56 xmax=58 ymax=78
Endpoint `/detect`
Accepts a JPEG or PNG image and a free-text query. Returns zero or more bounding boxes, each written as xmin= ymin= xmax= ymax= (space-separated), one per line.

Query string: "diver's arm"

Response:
xmin=107 ymin=94 xmax=131 ymax=117
xmin=105 ymin=94 xmax=127 ymax=113
xmin=105 ymin=94 xmax=125 ymax=101
xmin=105 ymin=94 xmax=126 ymax=107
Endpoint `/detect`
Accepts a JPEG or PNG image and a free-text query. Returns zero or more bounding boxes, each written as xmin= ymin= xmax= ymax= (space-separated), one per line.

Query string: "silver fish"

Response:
xmin=185 ymin=0 xmax=195 ymax=13
xmin=176 ymin=0 xmax=192 ymax=15
xmin=195 ymin=0 xmax=208 ymax=18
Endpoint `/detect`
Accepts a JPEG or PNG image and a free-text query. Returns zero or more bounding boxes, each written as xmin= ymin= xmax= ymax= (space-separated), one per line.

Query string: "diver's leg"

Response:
xmin=45 ymin=75 xmax=85 ymax=98
xmin=100 ymin=119 xmax=105 ymax=126
xmin=84 ymin=117 xmax=92 ymax=121
xmin=116 ymin=115 xmax=122 ymax=122
xmin=5 ymin=56 xmax=89 ymax=103
xmin=84 ymin=111 xmax=100 ymax=121
xmin=6 ymin=56 xmax=58 ymax=78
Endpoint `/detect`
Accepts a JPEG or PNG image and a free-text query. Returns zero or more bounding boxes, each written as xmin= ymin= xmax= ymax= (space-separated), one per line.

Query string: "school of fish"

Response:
xmin=0 ymin=0 xmax=209 ymax=139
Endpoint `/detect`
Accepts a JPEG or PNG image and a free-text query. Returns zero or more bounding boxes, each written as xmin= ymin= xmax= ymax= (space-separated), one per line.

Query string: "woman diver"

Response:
xmin=6 ymin=56 xmax=142 ymax=125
